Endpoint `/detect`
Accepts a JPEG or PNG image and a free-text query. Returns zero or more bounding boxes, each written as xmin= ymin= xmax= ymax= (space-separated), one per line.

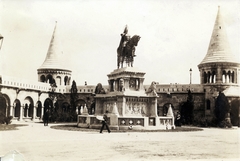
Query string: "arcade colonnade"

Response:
xmin=0 ymin=87 xmax=50 ymax=121
xmin=199 ymin=65 xmax=239 ymax=84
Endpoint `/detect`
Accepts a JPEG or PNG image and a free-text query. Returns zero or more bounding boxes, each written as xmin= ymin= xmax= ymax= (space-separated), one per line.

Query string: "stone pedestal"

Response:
xmin=77 ymin=67 xmax=175 ymax=130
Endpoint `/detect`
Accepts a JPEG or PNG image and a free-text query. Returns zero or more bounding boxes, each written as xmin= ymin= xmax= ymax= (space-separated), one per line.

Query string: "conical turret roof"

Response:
xmin=38 ymin=22 xmax=70 ymax=71
xmin=199 ymin=6 xmax=238 ymax=65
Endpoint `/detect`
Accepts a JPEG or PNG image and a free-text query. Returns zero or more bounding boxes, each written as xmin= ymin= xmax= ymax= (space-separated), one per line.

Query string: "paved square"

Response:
xmin=0 ymin=123 xmax=239 ymax=161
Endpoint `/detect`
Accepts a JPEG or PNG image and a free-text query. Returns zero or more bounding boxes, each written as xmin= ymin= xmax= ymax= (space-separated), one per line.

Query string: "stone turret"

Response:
xmin=198 ymin=6 xmax=240 ymax=121
xmin=198 ymin=6 xmax=240 ymax=86
xmin=37 ymin=22 xmax=72 ymax=86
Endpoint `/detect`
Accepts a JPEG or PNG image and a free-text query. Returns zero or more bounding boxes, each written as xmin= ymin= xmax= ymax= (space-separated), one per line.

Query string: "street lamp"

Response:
xmin=189 ymin=68 xmax=192 ymax=84
xmin=0 ymin=34 xmax=3 ymax=50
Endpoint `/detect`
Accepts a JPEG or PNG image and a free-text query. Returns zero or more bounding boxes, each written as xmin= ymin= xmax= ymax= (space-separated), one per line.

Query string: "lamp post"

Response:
xmin=189 ymin=68 xmax=192 ymax=84
xmin=0 ymin=34 xmax=3 ymax=50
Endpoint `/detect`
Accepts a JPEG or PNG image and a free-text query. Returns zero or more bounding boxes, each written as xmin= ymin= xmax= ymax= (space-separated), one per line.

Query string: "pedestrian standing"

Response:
xmin=100 ymin=110 xmax=111 ymax=133
xmin=44 ymin=109 xmax=49 ymax=126
xmin=175 ymin=111 xmax=181 ymax=127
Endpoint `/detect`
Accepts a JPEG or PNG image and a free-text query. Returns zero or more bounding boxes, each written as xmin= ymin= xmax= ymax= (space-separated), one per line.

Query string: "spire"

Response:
xmin=39 ymin=21 xmax=68 ymax=70
xmin=199 ymin=6 xmax=237 ymax=65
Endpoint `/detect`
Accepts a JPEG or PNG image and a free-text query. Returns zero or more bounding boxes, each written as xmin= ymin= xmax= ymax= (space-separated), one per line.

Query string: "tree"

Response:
xmin=214 ymin=92 xmax=231 ymax=127
xmin=70 ymin=80 xmax=78 ymax=113
xmin=180 ymin=90 xmax=194 ymax=124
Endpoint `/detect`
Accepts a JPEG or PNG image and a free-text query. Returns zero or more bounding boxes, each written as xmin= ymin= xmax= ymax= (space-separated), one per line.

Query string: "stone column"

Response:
xmin=13 ymin=103 xmax=16 ymax=118
xmin=136 ymin=78 xmax=140 ymax=90
xmin=115 ymin=79 xmax=118 ymax=91
xmin=216 ymin=67 xmax=222 ymax=83
xmin=33 ymin=106 xmax=37 ymax=120
xmin=12 ymin=106 xmax=15 ymax=118
xmin=10 ymin=105 xmax=13 ymax=117
xmin=200 ymin=71 xmax=203 ymax=84
xmin=124 ymin=78 xmax=130 ymax=91
xmin=139 ymin=78 xmax=145 ymax=91
xmin=19 ymin=104 xmax=23 ymax=121
xmin=234 ymin=70 xmax=238 ymax=84
xmin=41 ymin=106 xmax=44 ymax=119
xmin=149 ymin=97 xmax=158 ymax=117
xmin=26 ymin=105 xmax=29 ymax=118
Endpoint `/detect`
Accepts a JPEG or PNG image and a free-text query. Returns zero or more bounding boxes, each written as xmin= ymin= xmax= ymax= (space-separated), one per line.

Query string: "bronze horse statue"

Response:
xmin=117 ymin=35 xmax=141 ymax=68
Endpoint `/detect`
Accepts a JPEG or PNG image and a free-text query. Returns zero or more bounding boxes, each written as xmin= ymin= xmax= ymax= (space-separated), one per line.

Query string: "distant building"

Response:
xmin=0 ymin=7 xmax=239 ymax=126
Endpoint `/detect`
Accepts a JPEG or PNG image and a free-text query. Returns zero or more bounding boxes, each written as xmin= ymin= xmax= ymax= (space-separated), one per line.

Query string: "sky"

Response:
xmin=0 ymin=0 xmax=239 ymax=86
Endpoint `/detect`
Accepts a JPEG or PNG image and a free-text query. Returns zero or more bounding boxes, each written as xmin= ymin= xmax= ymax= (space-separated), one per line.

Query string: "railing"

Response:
xmin=1 ymin=75 xmax=67 ymax=93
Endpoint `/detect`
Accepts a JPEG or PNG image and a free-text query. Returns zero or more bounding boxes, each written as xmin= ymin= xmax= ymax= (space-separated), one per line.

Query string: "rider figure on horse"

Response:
xmin=117 ymin=25 xmax=140 ymax=68
xmin=120 ymin=25 xmax=131 ymax=54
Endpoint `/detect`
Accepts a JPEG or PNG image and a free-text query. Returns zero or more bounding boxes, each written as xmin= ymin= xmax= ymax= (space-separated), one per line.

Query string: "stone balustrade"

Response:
xmin=77 ymin=115 xmax=175 ymax=130
xmin=1 ymin=75 xmax=66 ymax=93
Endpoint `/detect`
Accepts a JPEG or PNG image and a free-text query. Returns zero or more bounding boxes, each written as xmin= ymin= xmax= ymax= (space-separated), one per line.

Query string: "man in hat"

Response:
xmin=100 ymin=110 xmax=111 ymax=133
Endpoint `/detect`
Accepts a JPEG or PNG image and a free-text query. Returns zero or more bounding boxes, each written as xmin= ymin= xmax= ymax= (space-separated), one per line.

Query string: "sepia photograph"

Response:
xmin=0 ymin=0 xmax=239 ymax=160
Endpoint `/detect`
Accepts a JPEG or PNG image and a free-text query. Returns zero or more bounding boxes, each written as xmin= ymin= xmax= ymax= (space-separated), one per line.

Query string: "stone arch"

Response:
xmin=0 ymin=93 xmax=10 ymax=116
xmin=40 ymin=75 xmax=46 ymax=82
xmin=46 ymin=75 xmax=55 ymax=84
xmin=13 ymin=99 xmax=21 ymax=118
xmin=211 ymin=71 xmax=216 ymax=83
xmin=56 ymin=76 xmax=61 ymax=85
xmin=64 ymin=76 xmax=68 ymax=85
xmin=23 ymin=97 xmax=34 ymax=118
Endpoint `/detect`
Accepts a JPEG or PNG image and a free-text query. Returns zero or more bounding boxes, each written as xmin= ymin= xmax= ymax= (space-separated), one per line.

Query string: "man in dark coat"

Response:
xmin=100 ymin=110 xmax=111 ymax=133
xmin=175 ymin=111 xmax=181 ymax=127
xmin=44 ymin=109 xmax=49 ymax=126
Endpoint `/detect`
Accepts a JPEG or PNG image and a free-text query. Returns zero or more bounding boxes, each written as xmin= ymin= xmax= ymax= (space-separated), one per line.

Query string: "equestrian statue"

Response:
xmin=117 ymin=25 xmax=141 ymax=68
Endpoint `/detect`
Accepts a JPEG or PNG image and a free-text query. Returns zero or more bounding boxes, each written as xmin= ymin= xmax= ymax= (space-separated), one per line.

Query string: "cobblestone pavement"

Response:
xmin=0 ymin=122 xmax=239 ymax=161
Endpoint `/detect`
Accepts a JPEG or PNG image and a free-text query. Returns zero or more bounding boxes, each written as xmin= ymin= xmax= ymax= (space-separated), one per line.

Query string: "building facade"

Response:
xmin=0 ymin=7 xmax=239 ymax=125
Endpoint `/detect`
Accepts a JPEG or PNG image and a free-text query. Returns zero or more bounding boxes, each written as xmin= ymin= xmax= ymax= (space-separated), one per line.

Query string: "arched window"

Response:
xmin=40 ymin=75 xmax=46 ymax=82
xmin=64 ymin=76 xmax=68 ymax=85
xmin=227 ymin=71 xmax=231 ymax=83
xmin=46 ymin=75 xmax=55 ymax=84
xmin=56 ymin=76 xmax=61 ymax=85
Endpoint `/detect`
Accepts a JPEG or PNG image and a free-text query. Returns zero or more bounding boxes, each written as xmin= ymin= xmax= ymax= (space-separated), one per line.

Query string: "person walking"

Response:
xmin=100 ymin=110 xmax=111 ymax=133
xmin=44 ymin=109 xmax=49 ymax=126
